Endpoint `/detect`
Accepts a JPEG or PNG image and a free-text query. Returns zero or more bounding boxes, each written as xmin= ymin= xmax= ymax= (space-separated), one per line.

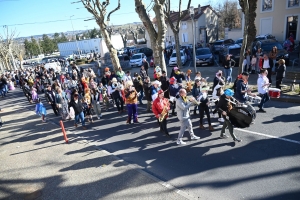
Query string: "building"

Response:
xmin=255 ymin=0 xmax=299 ymax=41
xmin=57 ymin=35 xmax=123 ymax=57
xmin=145 ymin=5 xmax=219 ymax=48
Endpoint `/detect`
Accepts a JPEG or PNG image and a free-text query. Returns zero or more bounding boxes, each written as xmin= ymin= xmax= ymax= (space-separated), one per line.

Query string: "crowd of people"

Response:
xmin=0 ymin=50 xmax=288 ymax=144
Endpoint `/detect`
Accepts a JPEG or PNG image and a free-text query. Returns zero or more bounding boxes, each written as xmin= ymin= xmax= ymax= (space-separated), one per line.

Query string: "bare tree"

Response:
xmin=129 ymin=25 xmax=139 ymax=44
xmin=0 ymin=27 xmax=17 ymax=71
xmin=11 ymin=42 xmax=25 ymax=70
xmin=81 ymin=0 xmax=121 ymax=72
xmin=238 ymin=0 xmax=257 ymax=74
xmin=164 ymin=0 xmax=191 ymax=68
xmin=135 ymin=0 xmax=167 ymax=73
xmin=118 ymin=28 xmax=128 ymax=48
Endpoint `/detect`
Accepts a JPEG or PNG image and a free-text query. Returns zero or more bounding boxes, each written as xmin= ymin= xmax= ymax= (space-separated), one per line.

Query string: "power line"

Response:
xmin=0 ymin=12 xmax=137 ymax=27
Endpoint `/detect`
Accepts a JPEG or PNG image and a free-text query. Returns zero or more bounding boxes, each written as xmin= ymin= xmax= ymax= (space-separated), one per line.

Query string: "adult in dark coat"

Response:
xmin=143 ymin=77 xmax=152 ymax=112
xmin=45 ymin=85 xmax=59 ymax=116
xmin=69 ymin=92 xmax=86 ymax=129
xmin=159 ymin=71 xmax=170 ymax=99
xmin=275 ymin=59 xmax=286 ymax=89
xmin=142 ymin=58 xmax=149 ymax=76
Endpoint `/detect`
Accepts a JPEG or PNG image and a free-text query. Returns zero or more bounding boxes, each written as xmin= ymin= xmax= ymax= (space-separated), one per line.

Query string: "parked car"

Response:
xmin=79 ymin=54 xmax=87 ymax=59
xmin=252 ymin=39 xmax=290 ymax=65
xmin=117 ymin=48 xmax=124 ymax=55
xmin=235 ymin=38 xmax=243 ymax=46
xmin=180 ymin=44 xmax=193 ymax=50
xmin=136 ymin=47 xmax=153 ymax=57
xmin=129 ymin=53 xmax=147 ymax=67
xmin=212 ymin=39 xmax=235 ymax=54
xmin=195 ymin=48 xmax=214 ymax=66
xmin=168 ymin=50 xmax=187 ymax=67
xmin=251 ymin=34 xmax=277 ymax=54
xmin=219 ymin=44 xmax=241 ymax=66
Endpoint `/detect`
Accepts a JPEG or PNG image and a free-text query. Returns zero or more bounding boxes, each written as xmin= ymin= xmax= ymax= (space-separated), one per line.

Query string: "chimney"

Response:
xmin=198 ymin=4 xmax=201 ymax=14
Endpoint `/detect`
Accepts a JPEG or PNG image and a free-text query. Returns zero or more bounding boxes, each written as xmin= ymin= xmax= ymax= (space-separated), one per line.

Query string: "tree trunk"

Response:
xmin=97 ymin=21 xmax=121 ymax=72
xmin=135 ymin=0 xmax=167 ymax=74
xmin=238 ymin=0 xmax=249 ymax=74
xmin=174 ymin=32 xmax=182 ymax=68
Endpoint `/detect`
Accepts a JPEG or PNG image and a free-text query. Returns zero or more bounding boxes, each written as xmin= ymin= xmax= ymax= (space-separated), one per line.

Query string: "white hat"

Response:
xmin=111 ymin=77 xmax=117 ymax=82
xmin=152 ymin=80 xmax=161 ymax=86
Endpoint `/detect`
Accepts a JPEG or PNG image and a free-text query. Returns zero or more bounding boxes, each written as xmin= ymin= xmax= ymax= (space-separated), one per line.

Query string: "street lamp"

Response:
xmin=189 ymin=6 xmax=197 ymax=73
xmin=70 ymin=15 xmax=81 ymax=57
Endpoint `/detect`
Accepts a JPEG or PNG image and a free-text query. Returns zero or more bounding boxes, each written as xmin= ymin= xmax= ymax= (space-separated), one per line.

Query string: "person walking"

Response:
xmin=69 ymin=92 xmax=87 ymax=129
xmin=45 ymin=85 xmax=59 ymax=116
xmin=175 ymin=89 xmax=200 ymax=145
xmin=257 ymin=69 xmax=271 ymax=113
xmin=275 ymin=59 xmax=286 ymax=89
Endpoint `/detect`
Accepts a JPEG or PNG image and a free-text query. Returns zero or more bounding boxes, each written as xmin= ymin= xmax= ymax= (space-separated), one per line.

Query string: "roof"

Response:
xmin=166 ymin=5 xmax=219 ymax=23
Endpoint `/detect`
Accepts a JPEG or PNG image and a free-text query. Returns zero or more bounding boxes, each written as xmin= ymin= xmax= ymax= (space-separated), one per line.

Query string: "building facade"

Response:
xmin=255 ymin=0 xmax=299 ymax=41
xmin=145 ymin=5 xmax=219 ymax=48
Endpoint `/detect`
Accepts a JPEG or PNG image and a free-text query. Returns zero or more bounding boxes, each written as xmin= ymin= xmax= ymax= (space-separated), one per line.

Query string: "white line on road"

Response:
xmin=236 ymin=128 xmax=300 ymax=145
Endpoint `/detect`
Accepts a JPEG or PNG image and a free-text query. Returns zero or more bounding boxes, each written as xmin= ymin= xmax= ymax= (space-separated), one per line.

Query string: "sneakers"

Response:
xmin=218 ymin=118 xmax=224 ymax=122
xmin=233 ymin=138 xmax=242 ymax=142
xmin=220 ymin=134 xmax=229 ymax=139
xmin=176 ymin=140 xmax=186 ymax=145
xmin=74 ymin=124 xmax=78 ymax=128
xmin=257 ymin=109 xmax=266 ymax=113
xmin=199 ymin=124 xmax=205 ymax=129
xmin=191 ymin=135 xmax=200 ymax=140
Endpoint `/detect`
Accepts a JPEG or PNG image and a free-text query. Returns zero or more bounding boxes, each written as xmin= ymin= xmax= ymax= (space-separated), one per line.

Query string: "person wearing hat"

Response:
xmin=152 ymin=89 xmax=171 ymax=137
xmin=109 ymin=78 xmax=124 ymax=114
xmin=215 ymin=89 xmax=242 ymax=142
xmin=159 ymin=70 xmax=170 ymax=99
xmin=150 ymin=80 xmax=161 ymax=101
xmin=69 ymin=92 xmax=87 ymax=129
xmin=170 ymin=67 xmax=185 ymax=83
xmin=199 ymin=86 xmax=214 ymax=131
xmin=140 ymin=65 xmax=147 ymax=81
xmin=124 ymin=80 xmax=138 ymax=124
xmin=175 ymin=88 xmax=200 ymax=145
xmin=235 ymin=72 xmax=255 ymax=103
xmin=169 ymin=77 xmax=181 ymax=116
xmin=185 ymin=69 xmax=192 ymax=82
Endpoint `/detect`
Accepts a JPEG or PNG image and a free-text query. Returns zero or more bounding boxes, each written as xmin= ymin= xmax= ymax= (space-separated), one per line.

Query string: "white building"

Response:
xmin=57 ymin=35 xmax=124 ymax=57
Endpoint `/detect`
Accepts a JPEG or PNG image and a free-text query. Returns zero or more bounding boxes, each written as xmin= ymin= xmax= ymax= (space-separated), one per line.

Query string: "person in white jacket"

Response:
xmin=175 ymin=89 xmax=200 ymax=145
xmin=257 ymin=69 xmax=271 ymax=113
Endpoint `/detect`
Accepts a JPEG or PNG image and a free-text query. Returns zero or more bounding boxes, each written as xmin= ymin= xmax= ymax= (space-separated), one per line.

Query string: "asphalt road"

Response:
xmin=4 ymin=84 xmax=300 ymax=200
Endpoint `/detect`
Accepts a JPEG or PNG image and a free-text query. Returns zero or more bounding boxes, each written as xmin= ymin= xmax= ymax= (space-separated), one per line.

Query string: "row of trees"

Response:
xmin=80 ymin=0 xmax=256 ymax=74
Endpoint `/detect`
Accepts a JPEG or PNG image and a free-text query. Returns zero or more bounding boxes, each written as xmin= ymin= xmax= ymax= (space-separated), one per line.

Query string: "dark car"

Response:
xmin=136 ymin=47 xmax=153 ymax=57
xmin=195 ymin=48 xmax=214 ymax=66
xmin=235 ymin=38 xmax=243 ymax=46
xmin=212 ymin=39 xmax=235 ymax=54
xmin=253 ymin=39 xmax=290 ymax=65
xmin=219 ymin=44 xmax=241 ymax=66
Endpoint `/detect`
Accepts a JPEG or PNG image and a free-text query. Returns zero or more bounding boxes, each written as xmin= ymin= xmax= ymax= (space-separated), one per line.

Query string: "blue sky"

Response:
xmin=0 ymin=0 xmax=216 ymax=37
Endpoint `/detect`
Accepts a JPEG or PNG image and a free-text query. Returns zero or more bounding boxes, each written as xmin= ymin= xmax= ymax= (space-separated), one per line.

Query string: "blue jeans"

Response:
xmin=224 ymin=68 xmax=232 ymax=83
xmin=272 ymin=59 xmax=276 ymax=72
xmin=259 ymin=93 xmax=270 ymax=109
xmin=75 ymin=111 xmax=85 ymax=126
xmin=138 ymin=90 xmax=144 ymax=103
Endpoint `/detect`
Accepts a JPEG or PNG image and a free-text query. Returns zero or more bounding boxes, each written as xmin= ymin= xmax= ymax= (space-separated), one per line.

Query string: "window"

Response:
xmin=261 ymin=0 xmax=273 ymax=12
xmin=287 ymin=0 xmax=299 ymax=8
xmin=182 ymin=33 xmax=188 ymax=43
xmin=181 ymin=22 xmax=187 ymax=30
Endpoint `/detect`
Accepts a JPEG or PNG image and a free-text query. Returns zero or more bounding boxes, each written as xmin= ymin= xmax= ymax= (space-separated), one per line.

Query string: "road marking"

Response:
xmin=236 ymin=128 xmax=300 ymax=145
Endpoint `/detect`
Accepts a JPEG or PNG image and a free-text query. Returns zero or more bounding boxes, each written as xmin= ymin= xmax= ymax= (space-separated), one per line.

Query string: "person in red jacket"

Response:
xmin=152 ymin=89 xmax=171 ymax=137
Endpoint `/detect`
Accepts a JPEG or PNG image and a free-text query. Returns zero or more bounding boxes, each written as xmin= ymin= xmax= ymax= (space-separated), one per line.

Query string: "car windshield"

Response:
xmin=229 ymin=48 xmax=241 ymax=55
xmin=261 ymin=43 xmax=283 ymax=51
xmin=235 ymin=39 xmax=243 ymax=43
xmin=131 ymin=55 xmax=141 ymax=59
xmin=196 ymin=49 xmax=211 ymax=55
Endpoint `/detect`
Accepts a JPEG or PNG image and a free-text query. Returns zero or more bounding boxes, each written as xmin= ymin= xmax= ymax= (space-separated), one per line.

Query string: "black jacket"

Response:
xmin=143 ymin=82 xmax=152 ymax=101
xmin=262 ymin=58 xmax=274 ymax=70
xmin=69 ymin=99 xmax=83 ymax=115
xmin=143 ymin=61 xmax=149 ymax=70
xmin=45 ymin=90 xmax=56 ymax=104
xmin=216 ymin=94 xmax=233 ymax=114
xmin=133 ymin=78 xmax=143 ymax=93
xmin=223 ymin=59 xmax=236 ymax=69
xmin=276 ymin=64 xmax=286 ymax=78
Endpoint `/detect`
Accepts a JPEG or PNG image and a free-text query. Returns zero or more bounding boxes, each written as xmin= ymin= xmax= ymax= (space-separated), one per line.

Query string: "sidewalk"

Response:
xmin=0 ymin=104 xmax=189 ymax=200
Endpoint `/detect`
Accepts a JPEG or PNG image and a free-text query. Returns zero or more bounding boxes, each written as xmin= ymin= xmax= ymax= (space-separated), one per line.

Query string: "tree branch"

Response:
xmin=107 ymin=0 xmax=121 ymax=22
